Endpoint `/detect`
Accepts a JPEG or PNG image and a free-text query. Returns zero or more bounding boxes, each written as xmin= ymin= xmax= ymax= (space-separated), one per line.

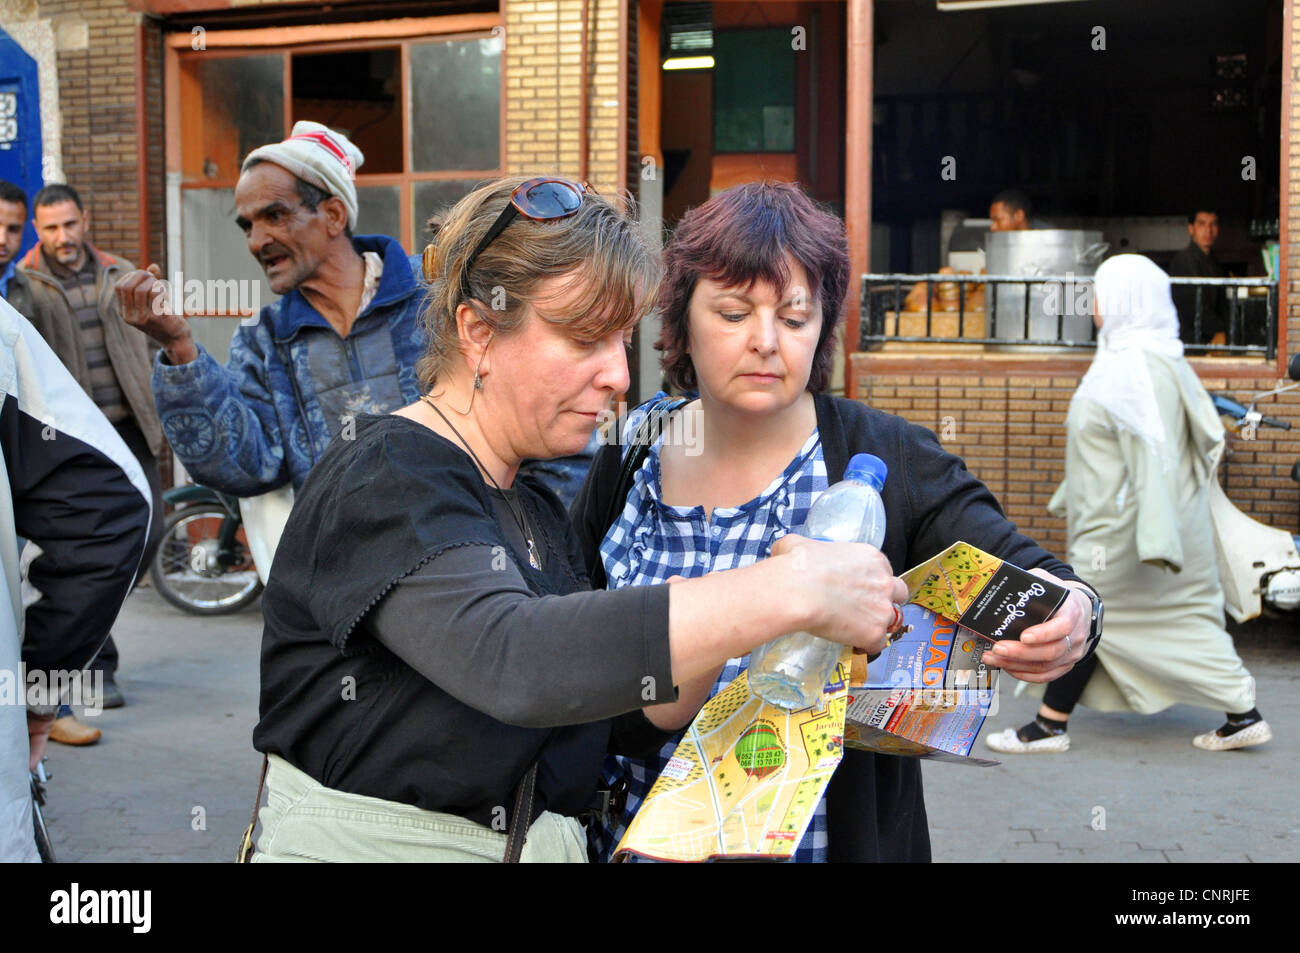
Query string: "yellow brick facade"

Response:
xmin=504 ymin=0 xmax=628 ymax=194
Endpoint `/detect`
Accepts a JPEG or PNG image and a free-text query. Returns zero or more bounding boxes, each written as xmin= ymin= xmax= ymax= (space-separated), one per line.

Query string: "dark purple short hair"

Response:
xmin=657 ymin=182 xmax=849 ymax=393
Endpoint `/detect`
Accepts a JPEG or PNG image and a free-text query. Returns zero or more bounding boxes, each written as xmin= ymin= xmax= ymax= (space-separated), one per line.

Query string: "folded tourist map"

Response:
xmin=612 ymin=542 xmax=1068 ymax=862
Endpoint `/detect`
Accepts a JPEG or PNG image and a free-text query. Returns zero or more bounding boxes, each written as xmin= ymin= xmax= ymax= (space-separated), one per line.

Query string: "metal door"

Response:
xmin=0 ymin=28 xmax=43 ymax=257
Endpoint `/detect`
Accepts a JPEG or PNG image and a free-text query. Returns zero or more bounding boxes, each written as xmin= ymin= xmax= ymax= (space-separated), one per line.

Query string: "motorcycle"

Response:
xmin=149 ymin=484 xmax=264 ymax=615
xmin=1208 ymin=353 xmax=1300 ymax=622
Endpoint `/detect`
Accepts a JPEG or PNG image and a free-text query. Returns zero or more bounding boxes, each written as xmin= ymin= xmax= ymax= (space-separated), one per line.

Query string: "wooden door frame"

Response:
xmin=162 ymin=13 xmax=504 ymax=257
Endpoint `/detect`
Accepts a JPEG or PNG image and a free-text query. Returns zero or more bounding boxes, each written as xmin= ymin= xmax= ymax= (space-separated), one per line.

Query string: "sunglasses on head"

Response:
xmin=455 ymin=177 xmax=592 ymax=302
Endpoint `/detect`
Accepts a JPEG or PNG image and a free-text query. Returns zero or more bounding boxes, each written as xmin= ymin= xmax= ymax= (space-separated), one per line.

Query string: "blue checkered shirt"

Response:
xmin=595 ymin=396 xmax=830 ymax=862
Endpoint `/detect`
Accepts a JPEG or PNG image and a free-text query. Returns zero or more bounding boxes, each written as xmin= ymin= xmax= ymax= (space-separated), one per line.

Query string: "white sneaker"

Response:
xmin=984 ymin=726 xmax=1070 ymax=754
xmin=1192 ymin=720 xmax=1272 ymax=751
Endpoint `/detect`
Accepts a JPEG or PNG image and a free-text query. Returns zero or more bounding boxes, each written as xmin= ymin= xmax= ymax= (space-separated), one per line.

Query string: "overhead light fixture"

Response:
xmin=664 ymin=2 xmax=712 ymax=52
xmin=937 ymin=0 xmax=1089 ymax=10
xmin=663 ymin=56 xmax=714 ymax=71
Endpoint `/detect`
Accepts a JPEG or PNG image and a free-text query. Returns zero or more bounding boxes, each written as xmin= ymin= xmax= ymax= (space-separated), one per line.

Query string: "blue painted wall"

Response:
xmin=0 ymin=27 xmax=44 ymax=258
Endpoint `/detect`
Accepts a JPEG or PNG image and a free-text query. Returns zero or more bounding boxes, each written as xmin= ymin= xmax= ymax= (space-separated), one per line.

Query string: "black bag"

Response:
xmin=588 ymin=395 xmax=689 ymax=591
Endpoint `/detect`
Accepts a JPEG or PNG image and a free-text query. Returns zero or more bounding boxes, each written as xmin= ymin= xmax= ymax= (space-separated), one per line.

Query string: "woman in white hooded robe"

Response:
xmin=986 ymin=254 xmax=1272 ymax=754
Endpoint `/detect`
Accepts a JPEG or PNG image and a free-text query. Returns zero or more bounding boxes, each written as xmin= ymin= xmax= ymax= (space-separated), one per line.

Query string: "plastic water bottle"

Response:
xmin=748 ymin=453 xmax=889 ymax=710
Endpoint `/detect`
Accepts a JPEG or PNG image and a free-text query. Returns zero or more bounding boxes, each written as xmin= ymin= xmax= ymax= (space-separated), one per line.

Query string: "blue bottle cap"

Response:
xmin=844 ymin=453 xmax=887 ymax=490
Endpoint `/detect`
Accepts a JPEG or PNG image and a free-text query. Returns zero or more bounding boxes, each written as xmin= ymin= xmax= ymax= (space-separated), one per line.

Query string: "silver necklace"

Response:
xmin=421 ymin=396 xmax=540 ymax=570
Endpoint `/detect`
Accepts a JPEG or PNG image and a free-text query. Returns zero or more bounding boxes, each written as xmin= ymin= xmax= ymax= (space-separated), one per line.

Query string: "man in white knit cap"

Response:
xmin=116 ymin=121 xmax=427 ymax=500
xmin=236 ymin=119 xmax=366 ymax=297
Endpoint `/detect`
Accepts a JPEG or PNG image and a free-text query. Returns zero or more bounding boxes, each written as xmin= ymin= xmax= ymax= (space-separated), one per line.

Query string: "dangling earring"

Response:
xmin=460 ymin=351 xmax=487 ymax=415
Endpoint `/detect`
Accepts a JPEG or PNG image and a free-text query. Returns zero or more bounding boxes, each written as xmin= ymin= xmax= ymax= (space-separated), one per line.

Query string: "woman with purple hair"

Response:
xmin=572 ymin=181 xmax=1098 ymax=862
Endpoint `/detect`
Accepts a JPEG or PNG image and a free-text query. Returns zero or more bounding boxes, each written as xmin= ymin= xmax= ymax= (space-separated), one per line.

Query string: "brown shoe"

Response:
xmin=48 ymin=714 xmax=102 ymax=746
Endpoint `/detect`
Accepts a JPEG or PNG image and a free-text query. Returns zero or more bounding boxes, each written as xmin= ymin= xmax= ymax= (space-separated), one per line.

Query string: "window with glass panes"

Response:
xmin=177 ymin=32 xmax=501 ymax=256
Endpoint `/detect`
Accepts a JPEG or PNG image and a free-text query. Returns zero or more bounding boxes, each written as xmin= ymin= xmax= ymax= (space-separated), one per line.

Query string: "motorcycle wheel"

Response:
xmin=149 ymin=503 xmax=264 ymax=615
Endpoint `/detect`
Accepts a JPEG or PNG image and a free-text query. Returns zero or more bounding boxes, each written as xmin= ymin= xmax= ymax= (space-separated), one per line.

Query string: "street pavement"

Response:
xmin=925 ymin=615 xmax=1298 ymax=863
xmin=37 ymin=587 xmax=1299 ymax=863
xmin=37 ymin=586 xmax=264 ymax=863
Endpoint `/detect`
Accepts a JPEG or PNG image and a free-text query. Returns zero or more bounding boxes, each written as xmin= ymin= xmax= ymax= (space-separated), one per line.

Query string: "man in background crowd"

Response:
xmin=6 ymin=183 xmax=165 ymax=728
xmin=0 ymin=181 xmax=26 ymax=298
xmin=988 ymin=189 xmax=1034 ymax=232
xmin=119 ymin=126 xmax=593 ymax=525
xmin=116 ymin=121 xmax=425 ymax=507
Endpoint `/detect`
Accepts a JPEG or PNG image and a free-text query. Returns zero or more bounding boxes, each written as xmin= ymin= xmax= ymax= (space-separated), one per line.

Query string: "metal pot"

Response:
xmin=985 ymin=230 xmax=1109 ymax=343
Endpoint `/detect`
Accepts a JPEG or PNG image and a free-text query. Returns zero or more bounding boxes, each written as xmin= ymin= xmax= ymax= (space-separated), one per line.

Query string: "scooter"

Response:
xmin=148 ymin=483 xmax=264 ymax=615
xmin=1208 ymin=353 xmax=1300 ymax=622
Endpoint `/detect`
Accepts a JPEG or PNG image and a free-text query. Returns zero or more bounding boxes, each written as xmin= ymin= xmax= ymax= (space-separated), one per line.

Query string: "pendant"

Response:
xmin=526 ymin=540 xmax=540 ymax=570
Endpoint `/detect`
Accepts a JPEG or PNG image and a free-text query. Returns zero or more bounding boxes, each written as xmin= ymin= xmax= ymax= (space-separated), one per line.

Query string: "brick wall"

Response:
xmin=141 ymin=15 xmax=165 ymax=266
xmin=505 ymin=0 xmax=627 ymax=194
xmin=38 ymin=0 xmax=145 ymax=263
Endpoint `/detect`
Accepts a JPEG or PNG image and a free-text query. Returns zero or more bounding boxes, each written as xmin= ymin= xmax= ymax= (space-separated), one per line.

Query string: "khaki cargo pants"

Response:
xmin=252 ymin=755 xmax=588 ymax=863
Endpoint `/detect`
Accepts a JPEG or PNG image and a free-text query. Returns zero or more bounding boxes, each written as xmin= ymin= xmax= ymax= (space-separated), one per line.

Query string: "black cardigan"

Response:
xmin=571 ymin=393 xmax=1086 ymax=862
xmin=254 ymin=415 xmax=673 ymax=829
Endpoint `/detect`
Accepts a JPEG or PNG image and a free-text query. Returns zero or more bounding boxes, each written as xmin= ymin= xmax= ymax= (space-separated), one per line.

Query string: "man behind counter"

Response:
xmin=989 ymin=189 xmax=1033 ymax=232
xmin=1167 ymin=208 xmax=1227 ymax=345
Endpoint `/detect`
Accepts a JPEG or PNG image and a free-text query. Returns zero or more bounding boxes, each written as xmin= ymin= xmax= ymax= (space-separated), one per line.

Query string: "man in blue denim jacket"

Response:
xmin=119 ymin=123 xmax=598 ymax=508
xmin=115 ymin=123 xmax=426 ymax=497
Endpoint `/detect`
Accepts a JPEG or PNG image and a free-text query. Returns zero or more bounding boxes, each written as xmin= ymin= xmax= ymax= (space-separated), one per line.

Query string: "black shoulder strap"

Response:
xmin=237 ymin=754 xmax=269 ymax=863
xmin=814 ymin=392 xmax=849 ymax=483
xmin=589 ymin=396 xmax=689 ymax=591
xmin=503 ymin=762 xmax=538 ymax=863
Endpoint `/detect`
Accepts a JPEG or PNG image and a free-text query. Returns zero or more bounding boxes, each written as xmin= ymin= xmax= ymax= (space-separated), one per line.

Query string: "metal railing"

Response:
xmin=860 ymin=273 xmax=1278 ymax=360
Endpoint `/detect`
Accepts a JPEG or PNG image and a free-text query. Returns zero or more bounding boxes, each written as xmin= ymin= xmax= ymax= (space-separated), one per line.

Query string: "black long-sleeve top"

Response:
xmin=253 ymin=415 xmax=673 ymax=830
